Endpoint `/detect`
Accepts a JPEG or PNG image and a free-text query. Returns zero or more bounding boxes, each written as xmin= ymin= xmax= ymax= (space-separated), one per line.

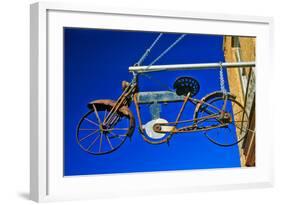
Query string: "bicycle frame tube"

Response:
xmin=104 ymin=70 xmax=234 ymax=136
xmin=136 ymin=92 xmax=236 ymax=135
xmin=133 ymin=92 xmax=226 ymax=132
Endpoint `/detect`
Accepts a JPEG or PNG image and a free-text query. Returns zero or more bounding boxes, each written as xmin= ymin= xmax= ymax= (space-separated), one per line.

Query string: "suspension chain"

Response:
xmin=219 ymin=61 xmax=227 ymax=95
xmin=146 ymin=34 xmax=186 ymax=69
xmin=134 ymin=33 xmax=186 ymax=92
xmin=135 ymin=33 xmax=163 ymax=66
xmin=135 ymin=34 xmax=227 ymax=97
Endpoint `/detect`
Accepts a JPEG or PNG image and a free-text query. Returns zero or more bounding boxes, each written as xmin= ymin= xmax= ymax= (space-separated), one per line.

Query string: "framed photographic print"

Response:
xmin=30 ymin=2 xmax=274 ymax=202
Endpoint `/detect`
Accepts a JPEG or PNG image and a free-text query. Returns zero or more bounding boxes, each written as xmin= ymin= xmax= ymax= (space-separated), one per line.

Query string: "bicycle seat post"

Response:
xmin=167 ymin=92 xmax=191 ymax=139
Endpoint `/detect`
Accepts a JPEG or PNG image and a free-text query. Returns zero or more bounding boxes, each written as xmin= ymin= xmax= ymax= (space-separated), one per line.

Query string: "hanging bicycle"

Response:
xmin=76 ymin=33 xmax=255 ymax=155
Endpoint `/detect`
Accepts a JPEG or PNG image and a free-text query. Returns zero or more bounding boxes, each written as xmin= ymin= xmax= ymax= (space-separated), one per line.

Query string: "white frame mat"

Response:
xmin=30 ymin=2 xmax=274 ymax=202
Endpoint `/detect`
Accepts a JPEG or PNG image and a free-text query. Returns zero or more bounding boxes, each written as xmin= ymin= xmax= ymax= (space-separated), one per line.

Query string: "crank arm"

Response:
xmin=153 ymin=123 xmax=176 ymax=133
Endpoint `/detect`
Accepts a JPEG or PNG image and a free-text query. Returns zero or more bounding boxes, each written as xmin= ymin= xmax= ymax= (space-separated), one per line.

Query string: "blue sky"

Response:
xmin=64 ymin=28 xmax=241 ymax=176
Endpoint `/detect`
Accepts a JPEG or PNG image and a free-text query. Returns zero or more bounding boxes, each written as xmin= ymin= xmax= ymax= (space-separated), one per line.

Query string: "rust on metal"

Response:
xmin=77 ymin=74 xmax=253 ymax=155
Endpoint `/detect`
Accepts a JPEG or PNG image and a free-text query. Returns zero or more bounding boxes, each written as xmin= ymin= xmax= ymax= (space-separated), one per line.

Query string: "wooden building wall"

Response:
xmin=223 ymin=36 xmax=256 ymax=167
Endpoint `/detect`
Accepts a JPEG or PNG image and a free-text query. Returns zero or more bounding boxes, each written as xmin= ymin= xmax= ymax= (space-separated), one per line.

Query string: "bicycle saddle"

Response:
xmin=173 ymin=76 xmax=200 ymax=97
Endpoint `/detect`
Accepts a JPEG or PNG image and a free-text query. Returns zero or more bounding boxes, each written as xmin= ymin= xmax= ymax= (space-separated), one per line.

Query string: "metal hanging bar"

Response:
xmin=129 ymin=61 xmax=255 ymax=73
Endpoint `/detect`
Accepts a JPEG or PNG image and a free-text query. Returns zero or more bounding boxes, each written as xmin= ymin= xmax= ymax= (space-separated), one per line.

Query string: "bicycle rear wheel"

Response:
xmin=194 ymin=92 xmax=250 ymax=147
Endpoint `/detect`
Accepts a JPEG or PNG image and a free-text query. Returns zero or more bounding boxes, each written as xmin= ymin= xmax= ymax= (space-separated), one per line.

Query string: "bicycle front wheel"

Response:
xmin=76 ymin=101 xmax=135 ymax=155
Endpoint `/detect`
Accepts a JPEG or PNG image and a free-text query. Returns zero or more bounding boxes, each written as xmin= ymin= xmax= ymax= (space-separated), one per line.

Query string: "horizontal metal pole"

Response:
xmin=129 ymin=61 xmax=255 ymax=73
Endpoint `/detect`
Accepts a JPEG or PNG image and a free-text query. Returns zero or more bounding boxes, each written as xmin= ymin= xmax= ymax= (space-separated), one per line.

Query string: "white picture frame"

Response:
xmin=30 ymin=2 xmax=274 ymax=202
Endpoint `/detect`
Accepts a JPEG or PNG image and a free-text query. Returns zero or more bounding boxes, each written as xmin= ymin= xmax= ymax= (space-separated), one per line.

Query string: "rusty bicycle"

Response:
xmin=76 ymin=73 xmax=251 ymax=155
xmin=76 ymin=33 xmax=253 ymax=155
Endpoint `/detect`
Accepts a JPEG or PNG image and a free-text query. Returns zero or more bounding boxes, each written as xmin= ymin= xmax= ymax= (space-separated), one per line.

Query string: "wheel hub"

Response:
xmin=218 ymin=112 xmax=232 ymax=123
xmin=100 ymin=124 xmax=109 ymax=133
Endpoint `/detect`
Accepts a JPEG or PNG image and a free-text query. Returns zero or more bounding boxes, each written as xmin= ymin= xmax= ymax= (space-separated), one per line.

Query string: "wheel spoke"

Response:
xmin=232 ymin=101 xmax=237 ymax=111
xmin=105 ymin=134 xmax=114 ymax=150
xmin=99 ymin=133 xmax=103 ymax=153
xmin=202 ymin=100 xmax=223 ymax=114
xmin=79 ymin=129 xmax=99 ymax=142
xmin=201 ymin=107 xmax=217 ymax=116
xmin=79 ymin=128 xmax=99 ymax=131
xmin=233 ymin=120 xmax=248 ymax=123
xmin=195 ymin=94 xmax=251 ymax=146
xmin=86 ymin=133 xmax=100 ymax=151
xmin=108 ymin=132 xmax=126 ymax=140
xmin=105 ymin=128 xmax=129 ymax=131
xmin=93 ymin=105 xmax=102 ymax=124
xmin=233 ymin=109 xmax=244 ymax=116
xmin=224 ymin=126 xmax=237 ymax=141
xmin=103 ymin=109 xmax=107 ymax=121
xmin=226 ymin=126 xmax=232 ymax=133
xmin=77 ymin=104 xmax=131 ymax=155
xmin=84 ymin=118 xmax=99 ymax=127
xmin=233 ymin=124 xmax=255 ymax=133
